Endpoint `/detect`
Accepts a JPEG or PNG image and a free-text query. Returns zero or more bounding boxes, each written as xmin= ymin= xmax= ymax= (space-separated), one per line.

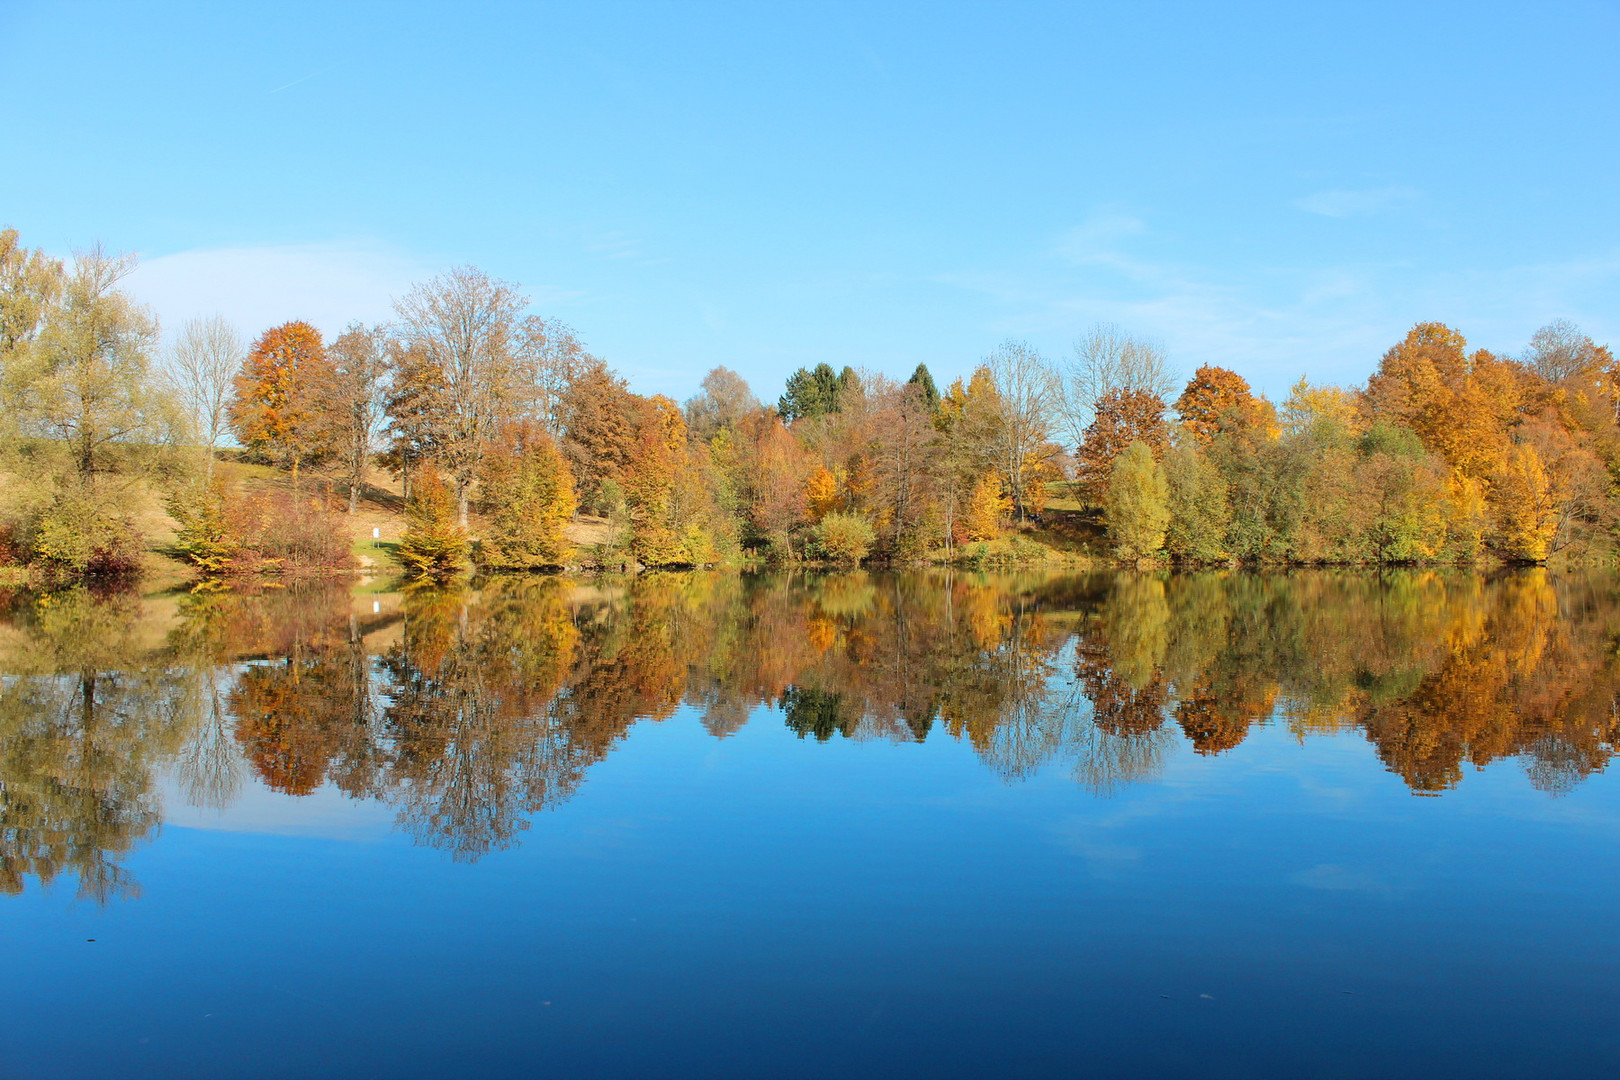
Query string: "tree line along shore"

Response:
xmin=1 ymin=226 xmax=1615 ymax=585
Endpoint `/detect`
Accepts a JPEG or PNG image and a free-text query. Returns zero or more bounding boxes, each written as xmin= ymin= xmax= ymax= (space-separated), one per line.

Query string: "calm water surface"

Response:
xmin=2 ymin=570 xmax=1618 ymax=1079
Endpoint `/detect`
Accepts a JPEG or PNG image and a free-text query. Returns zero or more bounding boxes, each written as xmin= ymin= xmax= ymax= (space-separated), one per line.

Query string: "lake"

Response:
xmin=2 ymin=569 xmax=1617 ymax=1079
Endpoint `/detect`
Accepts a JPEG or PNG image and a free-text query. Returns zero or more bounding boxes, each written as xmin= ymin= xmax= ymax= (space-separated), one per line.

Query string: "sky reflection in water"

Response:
xmin=1 ymin=570 xmax=1617 ymax=1079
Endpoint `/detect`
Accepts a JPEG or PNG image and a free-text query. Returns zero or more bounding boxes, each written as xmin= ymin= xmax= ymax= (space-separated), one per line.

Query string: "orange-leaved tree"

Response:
xmin=1076 ymin=387 xmax=1168 ymax=500
xmin=228 ymin=321 xmax=331 ymax=479
xmin=1175 ymin=365 xmax=1267 ymax=448
xmin=1362 ymin=322 xmax=1521 ymax=480
xmin=623 ymin=394 xmax=691 ymax=566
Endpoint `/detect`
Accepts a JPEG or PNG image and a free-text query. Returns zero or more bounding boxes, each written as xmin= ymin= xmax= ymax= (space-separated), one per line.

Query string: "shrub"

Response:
xmin=686 ymin=523 xmax=719 ymax=566
xmin=169 ymin=480 xmax=240 ymax=573
xmin=815 ymin=512 xmax=875 ymax=565
xmin=632 ymin=521 xmax=687 ymax=568
xmin=398 ymin=469 xmax=468 ymax=579
xmin=477 ymin=422 xmax=576 ymax=570
xmin=169 ymin=479 xmax=353 ymax=577
xmin=234 ymin=490 xmax=353 ymax=575
xmin=0 ymin=522 xmax=20 ymax=567
xmin=1106 ymin=441 xmax=1169 ymax=560
xmin=30 ymin=489 xmax=143 ymax=576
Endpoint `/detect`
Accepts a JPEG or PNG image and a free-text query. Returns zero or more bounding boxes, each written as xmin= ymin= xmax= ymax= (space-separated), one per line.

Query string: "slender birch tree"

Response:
xmin=169 ymin=315 xmax=242 ymax=480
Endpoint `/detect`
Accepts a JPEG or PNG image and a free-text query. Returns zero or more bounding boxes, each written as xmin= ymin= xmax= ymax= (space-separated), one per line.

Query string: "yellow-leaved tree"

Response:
xmin=805 ymin=464 xmax=839 ymax=521
xmin=477 ymin=420 xmax=576 ymax=570
xmin=1493 ymin=443 xmax=1558 ymax=562
xmin=1105 ymin=441 xmax=1170 ymax=560
xmin=961 ymin=472 xmax=1008 ymax=541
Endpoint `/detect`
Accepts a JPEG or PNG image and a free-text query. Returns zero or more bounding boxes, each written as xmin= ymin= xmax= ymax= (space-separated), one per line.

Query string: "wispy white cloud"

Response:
xmin=158 ymin=770 xmax=394 ymax=841
xmin=1294 ymin=185 xmax=1420 ymax=218
xmin=1290 ymin=863 xmax=1406 ymax=896
xmin=578 ymin=228 xmax=672 ymax=267
xmin=127 ymin=241 xmax=430 ymax=341
xmin=1053 ymin=211 xmax=1148 ymax=264
xmin=936 ymin=212 xmax=1619 ymax=397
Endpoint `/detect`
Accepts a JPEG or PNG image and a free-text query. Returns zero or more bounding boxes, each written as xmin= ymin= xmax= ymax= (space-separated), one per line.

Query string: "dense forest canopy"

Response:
xmin=2 ymin=226 xmax=1615 ymax=577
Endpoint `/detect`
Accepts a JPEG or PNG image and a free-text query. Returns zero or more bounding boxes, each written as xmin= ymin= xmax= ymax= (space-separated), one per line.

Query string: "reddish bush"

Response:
xmin=172 ymin=481 xmax=354 ymax=578
xmin=0 ymin=523 xmax=19 ymax=567
xmin=226 ymin=489 xmax=355 ymax=576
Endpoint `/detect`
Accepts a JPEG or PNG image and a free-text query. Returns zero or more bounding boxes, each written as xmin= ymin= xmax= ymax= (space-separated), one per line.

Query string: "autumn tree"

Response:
xmin=1054 ymin=322 xmax=1176 ymax=454
xmin=805 ymin=464 xmax=840 ymax=521
xmin=684 ymin=366 xmax=759 ymax=442
xmin=1163 ymin=441 xmax=1230 ymax=563
xmin=561 ymin=356 xmax=638 ymax=506
xmin=381 ymin=340 xmax=451 ymax=501
xmin=28 ymin=248 xmax=170 ymax=482
xmin=1209 ymin=426 xmax=1310 ymax=562
xmin=10 ymin=248 xmax=175 ymax=574
xmin=1281 ymin=378 xmax=1360 ymax=442
xmin=397 ymin=467 xmax=468 ymax=578
xmin=393 ymin=267 xmax=525 ymax=526
xmin=1524 ymin=318 xmax=1612 ymax=384
xmin=477 ymin=420 xmax=576 ymax=569
xmin=1518 ymin=415 xmax=1613 ymax=558
xmin=932 ymin=371 xmax=1001 ymax=553
xmin=514 ymin=315 xmax=591 ymax=438
xmin=1174 ymin=365 xmax=1269 ymax=448
xmin=814 ymin=512 xmax=876 ymax=564
xmin=869 ymin=379 xmax=939 ymax=553
xmin=0 ymin=228 xmax=63 ymax=386
xmin=1076 ymin=387 xmax=1168 ymax=499
xmin=1362 ymin=322 xmax=1519 ymax=479
xmin=984 ymin=340 xmax=1058 ymax=522
xmin=748 ymin=413 xmax=810 ymax=557
xmin=1350 ymin=423 xmax=1452 ymax=562
xmin=228 ymin=320 xmax=331 ymax=477
xmin=319 ymin=323 xmax=389 ymax=513
xmin=1106 ymin=441 xmax=1170 ymax=559
xmin=1492 ymin=442 xmax=1559 ymax=562
xmin=961 ymin=472 xmax=1008 ymax=541
xmin=622 ymin=395 xmax=691 ymax=566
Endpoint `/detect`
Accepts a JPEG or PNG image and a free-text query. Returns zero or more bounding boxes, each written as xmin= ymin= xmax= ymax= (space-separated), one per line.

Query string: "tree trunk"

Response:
xmin=456 ymin=483 xmax=470 ymax=528
xmin=348 ymin=481 xmax=360 ymax=515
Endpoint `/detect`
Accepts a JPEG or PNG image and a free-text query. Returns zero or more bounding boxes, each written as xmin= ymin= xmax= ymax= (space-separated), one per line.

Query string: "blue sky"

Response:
xmin=2 ymin=1 xmax=1616 ymax=404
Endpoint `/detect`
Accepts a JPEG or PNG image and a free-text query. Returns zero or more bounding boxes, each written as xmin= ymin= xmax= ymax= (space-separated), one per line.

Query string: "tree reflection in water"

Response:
xmin=3 ymin=568 xmax=1620 ymax=897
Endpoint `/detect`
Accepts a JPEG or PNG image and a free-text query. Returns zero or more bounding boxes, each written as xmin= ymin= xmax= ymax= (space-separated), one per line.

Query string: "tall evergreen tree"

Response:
xmin=778 ymin=363 xmax=841 ymax=422
xmin=907 ymin=363 xmax=941 ymax=413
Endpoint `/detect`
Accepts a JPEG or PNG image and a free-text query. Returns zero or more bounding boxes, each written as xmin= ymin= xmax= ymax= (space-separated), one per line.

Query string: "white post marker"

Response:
xmin=372 ymin=526 xmax=381 ymax=547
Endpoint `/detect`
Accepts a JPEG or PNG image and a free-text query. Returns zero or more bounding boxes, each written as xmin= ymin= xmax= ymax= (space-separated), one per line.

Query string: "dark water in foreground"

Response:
xmin=2 ymin=570 xmax=1618 ymax=1079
